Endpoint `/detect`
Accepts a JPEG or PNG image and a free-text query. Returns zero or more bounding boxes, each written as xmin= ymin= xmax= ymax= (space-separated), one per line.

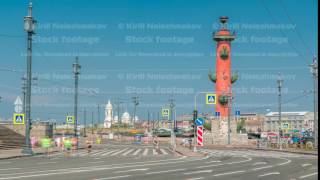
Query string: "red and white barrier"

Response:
xmin=197 ymin=126 xmax=203 ymax=146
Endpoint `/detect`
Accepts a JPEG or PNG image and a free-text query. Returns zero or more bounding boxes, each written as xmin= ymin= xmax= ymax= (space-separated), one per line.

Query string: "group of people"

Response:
xmin=34 ymin=136 xmax=81 ymax=156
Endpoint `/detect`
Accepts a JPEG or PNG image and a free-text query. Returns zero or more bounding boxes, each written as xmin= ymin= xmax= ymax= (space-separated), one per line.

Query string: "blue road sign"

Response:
xmin=235 ymin=110 xmax=240 ymax=116
xmin=215 ymin=112 xmax=220 ymax=117
xmin=195 ymin=118 xmax=204 ymax=126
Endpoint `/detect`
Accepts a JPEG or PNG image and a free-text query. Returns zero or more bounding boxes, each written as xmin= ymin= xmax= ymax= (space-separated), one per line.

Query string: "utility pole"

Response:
xmin=132 ymin=95 xmax=139 ymax=128
xmin=227 ymin=95 xmax=233 ymax=145
xmin=147 ymin=110 xmax=150 ymax=132
xmin=91 ymin=111 xmax=94 ymax=135
xmin=22 ymin=76 xmax=37 ymax=115
xmin=169 ymin=95 xmax=176 ymax=149
xmin=310 ymin=57 xmax=318 ymax=149
xmin=277 ymin=73 xmax=283 ymax=150
xmin=22 ymin=1 xmax=36 ymax=155
xmin=73 ymin=57 xmax=81 ymax=149
xmin=97 ymin=104 xmax=100 ymax=132
xmin=83 ymin=108 xmax=87 ymax=137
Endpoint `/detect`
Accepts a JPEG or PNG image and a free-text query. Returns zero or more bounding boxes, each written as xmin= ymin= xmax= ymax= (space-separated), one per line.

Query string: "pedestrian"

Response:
xmin=63 ymin=137 xmax=72 ymax=157
xmin=86 ymin=137 xmax=92 ymax=153
xmin=40 ymin=136 xmax=52 ymax=158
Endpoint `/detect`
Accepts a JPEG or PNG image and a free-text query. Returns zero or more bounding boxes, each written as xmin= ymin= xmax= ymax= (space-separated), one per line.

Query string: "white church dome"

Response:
xmin=122 ymin=112 xmax=131 ymax=124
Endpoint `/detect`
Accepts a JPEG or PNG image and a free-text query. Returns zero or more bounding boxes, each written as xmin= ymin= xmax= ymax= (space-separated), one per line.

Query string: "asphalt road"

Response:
xmin=0 ymin=143 xmax=317 ymax=180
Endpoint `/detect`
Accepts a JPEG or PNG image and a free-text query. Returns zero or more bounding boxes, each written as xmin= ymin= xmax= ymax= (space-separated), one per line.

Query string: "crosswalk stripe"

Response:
xmin=91 ymin=150 xmax=106 ymax=156
xmin=142 ymin=148 xmax=149 ymax=156
xmin=132 ymin=149 xmax=142 ymax=156
xmin=122 ymin=149 xmax=135 ymax=156
xmin=110 ymin=148 xmax=129 ymax=156
xmin=101 ymin=150 xmax=119 ymax=156
xmin=153 ymin=149 xmax=158 ymax=155
xmin=160 ymin=149 xmax=168 ymax=155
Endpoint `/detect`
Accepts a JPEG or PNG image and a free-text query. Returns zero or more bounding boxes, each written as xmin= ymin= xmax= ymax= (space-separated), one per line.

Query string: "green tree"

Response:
xmin=237 ymin=118 xmax=246 ymax=133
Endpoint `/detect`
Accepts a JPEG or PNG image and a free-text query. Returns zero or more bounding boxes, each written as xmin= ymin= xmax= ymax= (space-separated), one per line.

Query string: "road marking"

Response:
xmin=299 ymin=172 xmax=318 ymax=179
xmin=88 ymin=161 xmax=105 ymax=164
xmin=252 ymin=165 xmax=273 ymax=171
xmin=258 ymin=172 xmax=280 ymax=177
xmin=0 ymin=168 xmax=21 ymax=171
xmin=114 ymin=168 xmax=149 ymax=173
xmin=146 ymin=169 xmax=186 ymax=175
xmin=205 ymin=160 xmax=221 ymax=164
xmin=132 ymin=149 xmax=142 ymax=156
xmin=0 ymin=156 xmax=192 ymax=179
xmin=186 ymin=177 xmax=204 ymax=180
xmin=91 ymin=150 xmax=106 ymax=156
xmin=122 ymin=149 xmax=135 ymax=156
xmin=37 ymin=162 xmax=57 ymax=165
xmin=93 ymin=175 xmax=131 ymax=180
xmin=252 ymin=162 xmax=267 ymax=165
xmin=160 ymin=148 xmax=168 ymax=155
xmin=197 ymin=156 xmax=252 ymax=169
xmin=301 ymin=163 xmax=312 ymax=167
xmin=184 ymin=170 xmax=212 ymax=175
xmin=213 ymin=170 xmax=246 ymax=177
xmin=101 ymin=150 xmax=118 ymax=156
xmin=142 ymin=148 xmax=149 ymax=156
xmin=153 ymin=149 xmax=158 ymax=155
xmin=110 ymin=148 xmax=129 ymax=156
xmin=0 ymin=162 xmax=11 ymax=164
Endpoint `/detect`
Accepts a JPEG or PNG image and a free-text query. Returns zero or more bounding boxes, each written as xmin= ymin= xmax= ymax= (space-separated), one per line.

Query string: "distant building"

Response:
xmin=237 ymin=113 xmax=265 ymax=133
xmin=264 ymin=111 xmax=314 ymax=133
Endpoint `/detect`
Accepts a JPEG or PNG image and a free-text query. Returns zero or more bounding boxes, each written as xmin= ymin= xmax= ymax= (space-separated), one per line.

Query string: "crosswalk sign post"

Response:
xmin=66 ymin=116 xmax=75 ymax=124
xmin=206 ymin=94 xmax=216 ymax=105
xmin=13 ymin=113 xmax=25 ymax=125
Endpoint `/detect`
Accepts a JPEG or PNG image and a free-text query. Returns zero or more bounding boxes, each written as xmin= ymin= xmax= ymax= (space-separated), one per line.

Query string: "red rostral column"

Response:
xmin=209 ymin=16 xmax=237 ymax=118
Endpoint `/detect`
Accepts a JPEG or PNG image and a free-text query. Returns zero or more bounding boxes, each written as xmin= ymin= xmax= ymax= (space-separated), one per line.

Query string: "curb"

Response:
xmin=205 ymin=146 xmax=318 ymax=156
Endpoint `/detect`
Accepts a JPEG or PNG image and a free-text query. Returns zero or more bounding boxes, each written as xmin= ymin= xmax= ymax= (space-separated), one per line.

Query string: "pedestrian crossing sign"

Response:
xmin=66 ymin=116 xmax=75 ymax=124
xmin=162 ymin=109 xmax=170 ymax=117
xmin=206 ymin=93 xmax=216 ymax=104
xmin=13 ymin=113 xmax=25 ymax=125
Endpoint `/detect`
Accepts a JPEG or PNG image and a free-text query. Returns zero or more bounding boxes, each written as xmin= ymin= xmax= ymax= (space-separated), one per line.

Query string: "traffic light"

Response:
xmin=193 ymin=110 xmax=198 ymax=121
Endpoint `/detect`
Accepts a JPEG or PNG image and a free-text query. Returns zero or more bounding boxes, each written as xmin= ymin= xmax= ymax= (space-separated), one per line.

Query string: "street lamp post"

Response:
xmin=73 ymin=57 xmax=81 ymax=149
xmin=132 ymin=95 xmax=139 ymax=128
xmin=169 ymin=96 xmax=176 ymax=150
xmin=277 ymin=73 xmax=283 ymax=150
xmin=22 ymin=2 xmax=36 ymax=155
xmin=309 ymin=58 xmax=318 ymax=149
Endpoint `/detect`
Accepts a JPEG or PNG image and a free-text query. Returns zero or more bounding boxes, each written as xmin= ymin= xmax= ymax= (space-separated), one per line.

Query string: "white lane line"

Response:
xmin=160 ymin=149 xmax=168 ymax=155
xmin=146 ymin=168 xmax=186 ymax=175
xmin=153 ymin=149 xmax=158 ymax=155
xmin=205 ymin=160 xmax=222 ymax=164
xmin=213 ymin=170 xmax=246 ymax=177
xmin=101 ymin=150 xmax=118 ymax=156
xmin=252 ymin=165 xmax=273 ymax=171
xmin=0 ymin=162 xmax=11 ymax=164
xmin=93 ymin=175 xmax=131 ymax=180
xmin=186 ymin=177 xmax=204 ymax=180
xmin=110 ymin=148 xmax=129 ymax=156
xmin=197 ymin=156 xmax=252 ymax=169
xmin=301 ymin=163 xmax=312 ymax=167
xmin=114 ymin=168 xmax=149 ymax=174
xmin=299 ymin=172 xmax=318 ymax=179
xmin=258 ymin=172 xmax=280 ymax=177
xmin=37 ymin=162 xmax=57 ymax=165
xmin=142 ymin=148 xmax=149 ymax=156
xmin=184 ymin=170 xmax=212 ymax=175
xmin=122 ymin=149 xmax=135 ymax=156
xmin=252 ymin=162 xmax=267 ymax=166
xmin=88 ymin=161 xmax=105 ymax=164
xmin=132 ymin=149 xmax=142 ymax=156
xmin=0 ymin=168 xmax=21 ymax=171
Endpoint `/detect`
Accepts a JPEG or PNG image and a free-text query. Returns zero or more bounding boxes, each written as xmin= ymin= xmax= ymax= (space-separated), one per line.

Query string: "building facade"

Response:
xmin=264 ymin=111 xmax=314 ymax=133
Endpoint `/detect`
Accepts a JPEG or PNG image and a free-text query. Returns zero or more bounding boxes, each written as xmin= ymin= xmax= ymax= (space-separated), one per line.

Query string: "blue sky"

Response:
xmin=0 ymin=0 xmax=318 ymax=123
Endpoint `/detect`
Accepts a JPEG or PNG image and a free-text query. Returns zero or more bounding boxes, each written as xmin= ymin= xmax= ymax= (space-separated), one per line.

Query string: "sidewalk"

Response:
xmin=205 ymin=144 xmax=318 ymax=156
